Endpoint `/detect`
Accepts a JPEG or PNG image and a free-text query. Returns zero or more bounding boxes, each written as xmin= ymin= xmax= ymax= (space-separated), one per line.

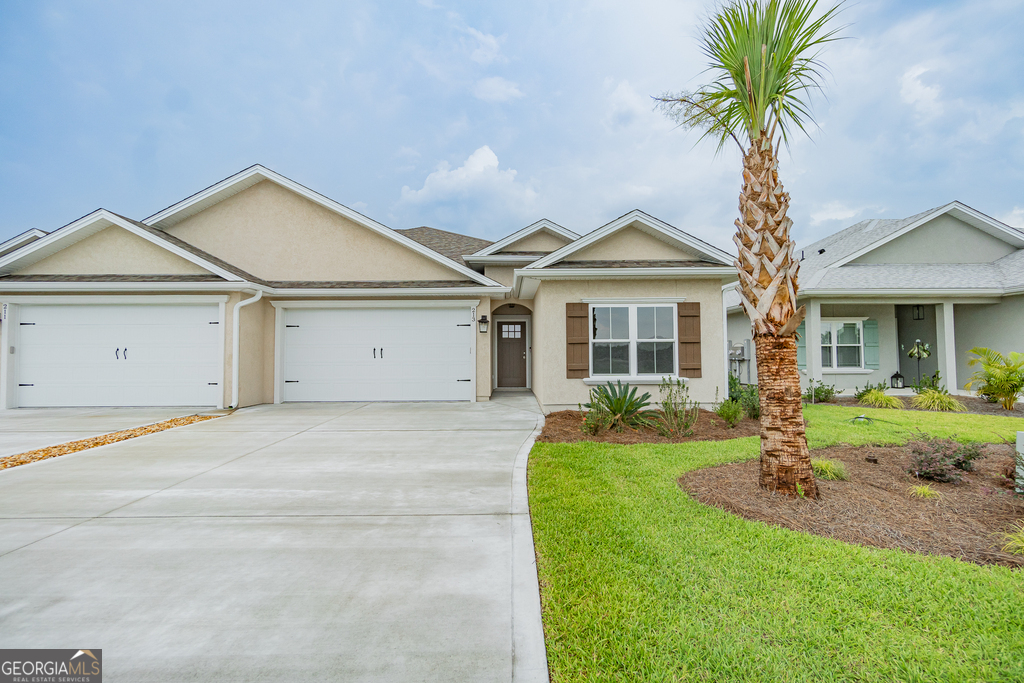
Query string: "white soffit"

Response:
xmin=142 ymin=165 xmax=502 ymax=288
xmin=471 ymin=219 xmax=580 ymax=256
xmin=0 ymin=210 xmax=241 ymax=280
xmin=526 ymin=210 xmax=733 ymax=269
xmin=0 ymin=229 xmax=48 ymax=257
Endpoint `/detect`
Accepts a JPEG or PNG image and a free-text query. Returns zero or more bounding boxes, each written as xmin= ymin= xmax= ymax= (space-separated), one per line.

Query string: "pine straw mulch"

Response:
xmin=537 ymin=409 xmax=761 ymax=445
xmin=0 ymin=415 xmax=221 ymax=470
xmin=831 ymin=395 xmax=1022 ymax=416
xmin=681 ymin=442 xmax=1024 ymax=568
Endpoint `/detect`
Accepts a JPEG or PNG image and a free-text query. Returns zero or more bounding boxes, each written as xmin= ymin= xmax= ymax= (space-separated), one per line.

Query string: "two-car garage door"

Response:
xmin=280 ymin=307 xmax=475 ymax=402
xmin=12 ymin=304 xmax=222 ymax=408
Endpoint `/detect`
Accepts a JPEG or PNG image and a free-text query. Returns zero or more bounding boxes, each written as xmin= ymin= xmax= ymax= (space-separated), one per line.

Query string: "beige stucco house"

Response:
xmin=0 ymin=165 xmax=736 ymax=413
xmin=726 ymin=201 xmax=1024 ymax=394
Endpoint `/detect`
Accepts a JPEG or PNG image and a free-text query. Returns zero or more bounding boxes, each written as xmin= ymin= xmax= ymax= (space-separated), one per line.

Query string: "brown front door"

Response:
xmin=497 ymin=322 xmax=527 ymax=387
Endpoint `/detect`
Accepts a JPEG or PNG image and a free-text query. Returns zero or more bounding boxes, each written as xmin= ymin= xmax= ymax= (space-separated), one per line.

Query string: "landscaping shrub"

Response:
xmin=656 ymin=377 xmax=699 ymax=438
xmin=854 ymin=381 xmax=889 ymax=401
xmin=998 ymin=521 xmax=1024 ymax=555
xmin=714 ymin=399 xmax=744 ymax=428
xmin=582 ymin=381 xmax=657 ymax=433
xmin=811 ymin=458 xmax=848 ymax=481
xmin=803 ymin=379 xmax=837 ymax=403
xmin=965 ymin=347 xmax=1024 ymax=410
xmin=907 ymin=437 xmax=985 ymax=483
xmin=728 ymin=373 xmax=743 ymax=402
xmin=739 ymin=384 xmax=760 ymax=420
xmin=859 ymin=388 xmax=903 ymax=409
xmin=579 ymin=390 xmax=612 ymax=436
xmin=911 ymin=388 xmax=967 ymax=412
xmin=907 ymin=484 xmax=941 ymax=499
xmin=910 ymin=371 xmax=942 ymax=394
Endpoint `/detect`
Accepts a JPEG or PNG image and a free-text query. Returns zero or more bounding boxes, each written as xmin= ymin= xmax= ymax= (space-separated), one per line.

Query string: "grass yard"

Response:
xmin=528 ymin=404 xmax=1024 ymax=682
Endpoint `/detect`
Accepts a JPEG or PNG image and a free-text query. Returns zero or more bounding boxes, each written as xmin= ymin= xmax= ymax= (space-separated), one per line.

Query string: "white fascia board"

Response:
xmin=512 ymin=266 xmax=736 ymax=299
xmin=0 ymin=229 xmax=48 ymax=254
xmin=471 ymin=219 xmax=579 ymax=256
xmin=0 ymin=281 xmax=509 ymax=298
xmin=266 ymin=286 xmax=508 ymax=298
xmin=463 ymin=254 xmax=542 ymax=265
xmin=0 ymin=210 xmax=244 ymax=282
xmin=526 ymin=210 xmax=732 ymax=269
xmin=1 ymin=295 xmax=231 ymax=304
xmin=271 ymin=299 xmax=482 ymax=309
xmin=798 ymin=288 xmax=1006 ymax=302
xmin=829 ymin=202 xmax=1024 ymax=270
xmin=142 ymin=165 xmax=502 ymax=288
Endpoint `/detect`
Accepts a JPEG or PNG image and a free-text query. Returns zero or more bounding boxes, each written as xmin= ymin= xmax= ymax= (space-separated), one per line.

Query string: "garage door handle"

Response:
xmin=373 ymin=348 xmax=376 ymax=358
xmin=124 ymin=348 xmax=128 ymax=359
xmin=457 ymin=379 xmax=471 ymax=382
xmin=116 ymin=348 xmax=120 ymax=359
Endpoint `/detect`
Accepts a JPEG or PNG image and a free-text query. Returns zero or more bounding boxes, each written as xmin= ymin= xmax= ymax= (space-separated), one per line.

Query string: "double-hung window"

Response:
xmin=820 ymin=320 xmax=863 ymax=369
xmin=591 ymin=304 xmax=676 ymax=377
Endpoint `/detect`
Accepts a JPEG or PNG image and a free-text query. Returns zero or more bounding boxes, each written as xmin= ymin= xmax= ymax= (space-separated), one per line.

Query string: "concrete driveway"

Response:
xmin=0 ymin=394 xmax=548 ymax=682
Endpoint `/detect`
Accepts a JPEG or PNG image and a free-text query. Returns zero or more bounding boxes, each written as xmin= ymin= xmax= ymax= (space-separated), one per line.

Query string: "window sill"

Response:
xmin=822 ymin=368 xmax=875 ymax=375
xmin=583 ymin=376 xmax=686 ymax=386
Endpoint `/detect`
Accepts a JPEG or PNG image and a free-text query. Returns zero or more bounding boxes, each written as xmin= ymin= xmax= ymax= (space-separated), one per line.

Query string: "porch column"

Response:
xmin=935 ymin=301 xmax=959 ymax=393
xmin=807 ymin=300 xmax=823 ymax=384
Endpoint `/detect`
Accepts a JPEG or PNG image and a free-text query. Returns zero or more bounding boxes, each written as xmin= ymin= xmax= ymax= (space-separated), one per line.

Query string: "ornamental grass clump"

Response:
xmin=998 ymin=521 xmax=1024 ymax=555
xmin=910 ymin=388 xmax=966 ymax=412
xmin=811 ymin=458 xmax=848 ymax=481
xmin=859 ymin=388 xmax=903 ymax=409
xmin=582 ymin=381 xmax=658 ymax=433
xmin=908 ymin=484 xmax=941 ymax=499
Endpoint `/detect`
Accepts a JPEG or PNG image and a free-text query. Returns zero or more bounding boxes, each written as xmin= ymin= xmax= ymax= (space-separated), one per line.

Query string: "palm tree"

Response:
xmin=657 ymin=0 xmax=844 ymax=497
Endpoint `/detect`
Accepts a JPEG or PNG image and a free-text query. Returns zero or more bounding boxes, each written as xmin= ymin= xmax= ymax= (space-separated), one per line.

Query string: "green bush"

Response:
xmin=911 ymin=388 xmax=967 ymax=412
xmin=910 ymin=371 xmax=943 ymax=394
xmin=803 ymin=379 xmax=837 ymax=403
xmin=811 ymin=458 xmax=848 ymax=480
xmin=739 ymin=384 xmax=760 ymax=420
xmin=656 ymin=377 xmax=700 ymax=438
xmin=908 ymin=437 xmax=985 ymax=483
xmin=858 ymin=388 xmax=903 ymax=409
xmin=728 ymin=373 xmax=743 ymax=402
xmin=582 ymin=381 xmax=657 ymax=433
xmin=853 ymin=381 xmax=890 ymax=401
xmin=714 ymin=399 xmax=744 ymax=428
xmin=965 ymin=347 xmax=1024 ymax=411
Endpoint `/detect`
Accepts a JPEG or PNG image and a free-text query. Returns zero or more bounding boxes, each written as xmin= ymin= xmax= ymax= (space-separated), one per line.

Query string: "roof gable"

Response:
xmin=0 ymin=229 xmax=48 ymax=259
xmin=850 ymin=213 xmax=1017 ymax=265
xmin=0 ymin=210 xmax=243 ymax=280
xmin=144 ymin=165 xmax=499 ymax=287
xmin=527 ymin=210 xmax=732 ymax=269
xmin=471 ymin=219 xmax=579 ymax=256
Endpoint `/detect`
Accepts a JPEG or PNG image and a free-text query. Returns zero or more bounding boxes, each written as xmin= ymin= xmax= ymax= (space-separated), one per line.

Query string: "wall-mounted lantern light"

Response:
xmin=477 ymin=315 xmax=489 ymax=334
xmin=912 ymin=305 xmax=925 ymax=320
xmin=890 ymin=372 xmax=905 ymax=389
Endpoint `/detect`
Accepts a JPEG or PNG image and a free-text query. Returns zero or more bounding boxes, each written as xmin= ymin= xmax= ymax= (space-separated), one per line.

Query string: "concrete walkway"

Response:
xmin=0 ymin=395 xmax=548 ymax=682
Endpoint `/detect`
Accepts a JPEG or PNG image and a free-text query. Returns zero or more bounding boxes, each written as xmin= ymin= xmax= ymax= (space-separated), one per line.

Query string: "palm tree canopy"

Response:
xmin=657 ymin=0 xmax=844 ymax=152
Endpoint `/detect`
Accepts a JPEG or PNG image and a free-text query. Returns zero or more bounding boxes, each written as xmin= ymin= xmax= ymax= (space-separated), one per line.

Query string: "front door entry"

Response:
xmin=497 ymin=321 xmax=527 ymax=387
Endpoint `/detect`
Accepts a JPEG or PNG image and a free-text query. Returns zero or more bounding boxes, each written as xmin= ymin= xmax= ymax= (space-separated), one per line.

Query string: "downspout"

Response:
xmin=231 ymin=289 xmax=263 ymax=409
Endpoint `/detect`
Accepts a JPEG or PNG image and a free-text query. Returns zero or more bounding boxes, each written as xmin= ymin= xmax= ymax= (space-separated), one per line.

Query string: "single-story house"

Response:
xmin=0 ymin=165 xmax=737 ymax=413
xmin=726 ymin=201 xmax=1024 ymax=394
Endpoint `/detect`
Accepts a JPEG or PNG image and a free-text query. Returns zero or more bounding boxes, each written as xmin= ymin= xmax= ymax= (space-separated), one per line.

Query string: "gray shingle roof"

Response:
xmin=396 ymin=227 xmax=493 ymax=267
xmin=548 ymin=259 xmax=725 ymax=269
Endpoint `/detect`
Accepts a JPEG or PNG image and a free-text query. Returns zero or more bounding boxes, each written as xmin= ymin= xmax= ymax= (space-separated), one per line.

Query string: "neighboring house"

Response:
xmin=726 ymin=202 xmax=1024 ymax=394
xmin=0 ymin=165 xmax=736 ymax=413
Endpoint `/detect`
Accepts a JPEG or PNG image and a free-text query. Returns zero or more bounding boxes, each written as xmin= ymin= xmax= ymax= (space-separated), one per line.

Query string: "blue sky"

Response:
xmin=1 ymin=0 xmax=1022 ymax=253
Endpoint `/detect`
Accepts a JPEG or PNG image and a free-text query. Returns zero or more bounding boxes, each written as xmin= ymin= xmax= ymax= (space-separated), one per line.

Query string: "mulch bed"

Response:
xmin=537 ymin=409 xmax=761 ymax=445
xmin=0 ymin=415 xmax=221 ymax=470
xmin=830 ymin=394 xmax=1022 ymax=416
xmin=681 ymin=442 xmax=1024 ymax=567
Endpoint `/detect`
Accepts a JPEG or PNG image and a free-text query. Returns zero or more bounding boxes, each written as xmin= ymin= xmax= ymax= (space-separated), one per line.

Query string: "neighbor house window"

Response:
xmin=820 ymin=320 xmax=863 ymax=369
xmin=591 ymin=304 xmax=676 ymax=376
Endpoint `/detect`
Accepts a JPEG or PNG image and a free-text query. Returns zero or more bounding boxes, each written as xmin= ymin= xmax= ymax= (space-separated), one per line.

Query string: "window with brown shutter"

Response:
xmin=677 ymin=302 xmax=701 ymax=378
xmin=566 ymin=302 xmax=589 ymax=378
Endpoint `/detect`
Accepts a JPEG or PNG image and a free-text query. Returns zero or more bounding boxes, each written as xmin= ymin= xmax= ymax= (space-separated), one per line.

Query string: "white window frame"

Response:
xmin=820 ymin=318 xmax=865 ymax=370
xmin=588 ymin=303 xmax=678 ymax=380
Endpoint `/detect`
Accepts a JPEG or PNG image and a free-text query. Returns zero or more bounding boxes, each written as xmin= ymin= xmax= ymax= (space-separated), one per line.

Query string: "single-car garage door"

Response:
xmin=14 ymin=304 xmax=222 ymax=407
xmin=281 ymin=307 xmax=475 ymax=402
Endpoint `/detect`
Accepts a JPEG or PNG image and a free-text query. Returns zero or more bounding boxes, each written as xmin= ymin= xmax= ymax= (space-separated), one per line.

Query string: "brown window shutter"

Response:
xmin=678 ymin=302 xmax=701 ymax=378
xmin=566 ymin=302 xmax=589 ymax=378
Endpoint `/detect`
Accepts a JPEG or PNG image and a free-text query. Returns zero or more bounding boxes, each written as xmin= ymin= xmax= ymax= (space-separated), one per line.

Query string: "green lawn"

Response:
xmin=528 ymin=404 xmax=1024 ymax=682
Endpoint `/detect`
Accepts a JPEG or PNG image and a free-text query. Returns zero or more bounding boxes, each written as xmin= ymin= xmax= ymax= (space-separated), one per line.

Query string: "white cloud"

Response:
xmin=604 ymin=80 xmax=649 ymax=129
xmin=810 ymin=202 xmax=861 ymax=226
xmin=900 ymin=64 xmax=943 ymax=119
xmin=998 ymin=207 xmax=1024 ymax=228
xmin=466 ymin=27 xmax=503 ymax=65
xmin=399 ymin=145 xmax=536 ymax=208
xmin=473 ymin=76 xmax=523 ymax=103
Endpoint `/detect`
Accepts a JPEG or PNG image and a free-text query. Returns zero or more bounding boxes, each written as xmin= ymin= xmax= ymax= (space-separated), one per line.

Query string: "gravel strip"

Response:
xmin=0 ymin=415 xmax=221 ymax=470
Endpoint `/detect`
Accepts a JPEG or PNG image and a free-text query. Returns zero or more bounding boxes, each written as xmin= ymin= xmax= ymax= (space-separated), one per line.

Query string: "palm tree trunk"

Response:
xmin=734 ymin=139 xmax=818 ymax=498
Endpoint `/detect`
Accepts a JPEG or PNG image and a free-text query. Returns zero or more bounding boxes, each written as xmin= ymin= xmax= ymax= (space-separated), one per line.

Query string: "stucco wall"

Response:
xmin=236 ymin=294 xmax=268 ymax=408
xmin=17 ymin=227 xmax=211 ymax=275
xmin=483 ymin=265 xmax=515 ymax=287
xmin=954 ymin=296 xmax=1024 ymax=393
xmin=167 ymin=181 xmax=464 ymax=282
xmin=531 ymin=278 xmax=726 ymax=412
xmin=476 ymin=296 xmax=491 ymax=401
xmin=852 ymin=215 xmax=1016 ymax=265
xmin=563 ymin=227 xmax=697 ymax=262
xmin=504 ymin=231 xmax=569 ymax=252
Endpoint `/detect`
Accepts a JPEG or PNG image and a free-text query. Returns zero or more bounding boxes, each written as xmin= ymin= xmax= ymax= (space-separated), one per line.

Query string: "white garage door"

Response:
xmin=14 ymin=304 xmax=222 ymax=408
xmin=281 ymin=307 xmax=475 ymax=402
